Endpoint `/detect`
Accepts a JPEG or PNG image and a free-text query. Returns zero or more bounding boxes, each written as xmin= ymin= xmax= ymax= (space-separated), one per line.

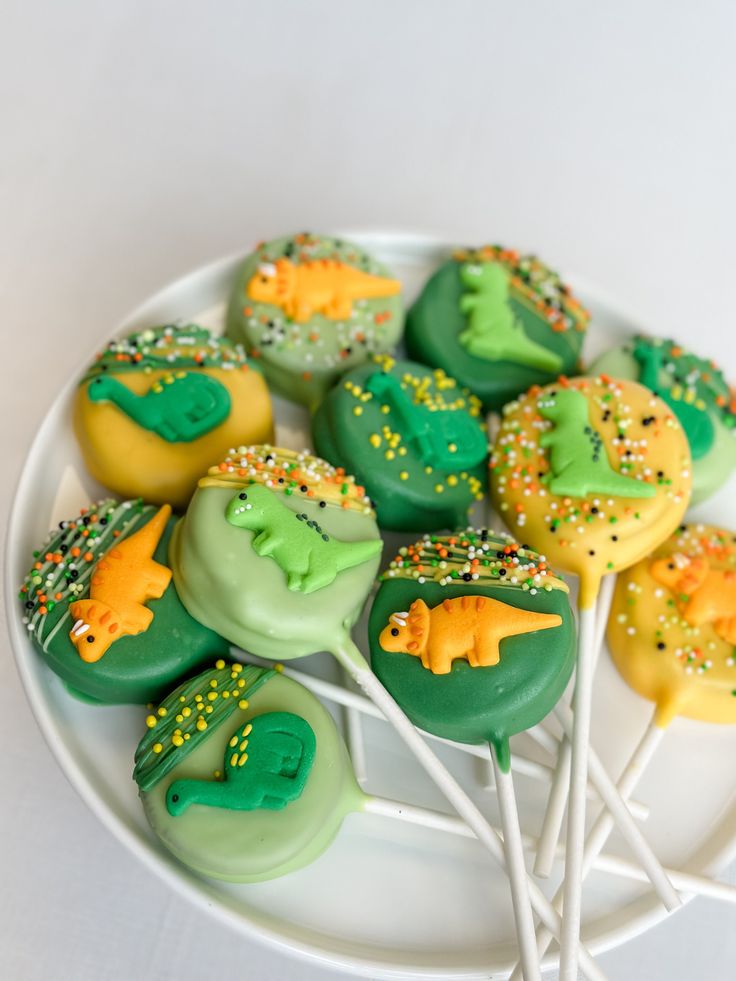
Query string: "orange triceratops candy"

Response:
xmin=650 ymin=553 xmax=736 ymax=645
xmin=379 ymin=595 xmax=562 ymax=675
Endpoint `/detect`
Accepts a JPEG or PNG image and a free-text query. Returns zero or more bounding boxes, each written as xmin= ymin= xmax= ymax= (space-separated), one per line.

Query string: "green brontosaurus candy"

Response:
xmin=88 ymin=371 xmax=231 ymax=443
xmin=458 ymin=263 xmax=563 ymax=373
xmin=364 ymin=370 xmax=487 ymax=470
xmin=225 ymin=484 xmax=382 ymax=593
xmin=538 ymin=388 xmax=656 ymax=499
xmin=632 ymin=338 xmax=714 ymax=460
xmin=166 ymin=711 xmax=316 ymax=815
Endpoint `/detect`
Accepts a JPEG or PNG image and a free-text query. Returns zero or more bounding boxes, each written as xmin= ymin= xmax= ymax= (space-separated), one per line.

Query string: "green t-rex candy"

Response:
xmin=458 ymin=262 xmax=563 ymax=372
xmin=225 ymin=485 xmax=382 ymax=593
xmin=538 ymin=388 xmax=656 ymax=499
xmin=166 ymin=711 xmax=316 ymax=815
xmin=87 ymin=371 xmax=231 ymax=442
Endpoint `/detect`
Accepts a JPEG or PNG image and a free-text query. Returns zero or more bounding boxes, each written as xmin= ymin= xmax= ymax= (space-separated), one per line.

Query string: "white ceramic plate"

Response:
xmin=6 ymin=234 xmax=736 ymax=979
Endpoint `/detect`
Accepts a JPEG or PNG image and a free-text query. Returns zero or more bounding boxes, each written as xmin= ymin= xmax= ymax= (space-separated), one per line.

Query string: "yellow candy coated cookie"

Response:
xmin=608 ymin=524 xmax=736 ymax=727
xmin=73 ymin=325 xmax=274 ymax=510
xmin=490 ymin=376 xmax=692 ymax=607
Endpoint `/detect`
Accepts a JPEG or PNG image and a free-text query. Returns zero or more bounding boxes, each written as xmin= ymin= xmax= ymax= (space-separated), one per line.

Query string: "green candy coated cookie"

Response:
xmin=406 ymin=248 xmax=589 ymax=413
xmin=19 ymin=500 xmax=225 ymax=704
xmin=589 ymin=336 xmax=736 ymax=504
xmin=368 ymin=531 xmax=576 ymax=771
xmin=137 ymin=666 xmax=362 ymax=882
xmin=170 ymin=447 xmax=382 ymax=659
xmin=312 ymin=356 xmax=488 ymax=532
xmin=226 ymin=232 xmax=404 ymax=409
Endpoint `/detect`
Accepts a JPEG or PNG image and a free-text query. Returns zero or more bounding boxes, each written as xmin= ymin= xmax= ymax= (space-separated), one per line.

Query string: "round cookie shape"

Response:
xmin=405 ymin=245 xmax=590 ymax=413
xmin=608 ymin=523 xmax=736 ymax=728
xmin=18 ymin=500 xmax=225 ymax=704
xmin=170 ymin=446 xmax=383 ymax=659
xmin=135 ymin=662 xmax=362 ymax=882
xmin=312 ymin=355 xmax=488 ymax=532
xmin=589 ymin=335 xmax=736 ymax=504
xmin=489 ymin=376 xmax=692 ymax=607
xmin=368 ymin=530 xmax=575 ymax=770
xmin=73 ymin=324 xmax=274 ymax=510
xmin=225 ymin=232 xmax=404 ymax=408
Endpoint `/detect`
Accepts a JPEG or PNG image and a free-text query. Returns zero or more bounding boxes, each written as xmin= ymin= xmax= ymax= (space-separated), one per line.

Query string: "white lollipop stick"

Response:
xmin=341 ymin=666 xmax=368 ymax=787
xmin=554 ymin=701 xmax=679 ymax=909
xmin=374 ymin=803 xmax=736 ymax=907
xmin=490 ymin=744 xmax=541 ymax=981
xmin=334 ymin=640 xmax=607 ymax=981
xmin=510 ymin=710 xmax=670 ymax=981
xmin=534 ymin=574 xmax=616 ymax=877
xmin=559 ymin=598 xmax=602 ymax=981
xmin=236 ymin=650 xmax=649 ymax=816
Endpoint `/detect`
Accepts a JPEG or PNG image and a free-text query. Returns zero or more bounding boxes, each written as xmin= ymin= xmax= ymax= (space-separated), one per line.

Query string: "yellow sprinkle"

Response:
xmin=369 ymin=434 xmax=381 ymax=448
xmin=215 ymin=658 xmax=225 ymax=669
xmin=184 ymin=732 xmax=190 ymax=740
xmin=230 ymin=752 xmax=239 ymax=767
xmin=152 ymin=743 xmax=163 ymax=754
xmin=229 ymin=735 xmax=238 ymax=747
xmin=145 ymin=715 xmax=157 ymax=729
xmin=238 ymin=700 xmax=249 ymax=710
xmin=209 ymin=679 xmax=218 ymax=688
xmin=172 ymin=734 xmax=184 ymax=748
xmin=157 ymin=707 xmax=167 ymax=717
xmin=353 ymin=406 xmax=363 ymax=416
xmin=232 ymin=663 xmax=243 ymax=674
xmin=385 ymin=450 xmax=395 ymax=460
xmin=243 ymin=723 xmax=253 ymax=736
xmin=434 ymin=484 xmax=444 ymax=493
xmin=175 ymin=714 xmax=183 ymax=723
xmin=239 ymin=740 xmax=248 ymax=751
xmin=381 ymin=404 xmax=390 ymax=414
xmin=398 ymin=446 xmax=407 ymax=456
xmin=182 ymin=706 xmax=191 ymax=717
xmin=274 ymin=664 xmax=284 ymax=674
xmin=179 ymin=695 xmax=186 ymax=703
xmin=238 ymin=753 xmax=248 ymax=766
xmin=399 ymin=471 xmax=409 ymax=481
xmin=196 ymin=718 xmax=207 ymax=731
xmin=237 ymin=677 xmax=246 ymax=687
xmin=195 ymin=694 xmax=203 ymax=702
xmin=447 ymin=475 xmax=458 ymax=487
xmin=424 ymin=466 xmax=433 ymax=474
xmin=222 ymin=689 xmax=230 ymax=698
xmin=206 ymin=705 xmax=213 ymax=714
xmin=448 ymin=443 xmax=457 ymax=453
xmin=207 ymin=691 xmax=218 ymax=701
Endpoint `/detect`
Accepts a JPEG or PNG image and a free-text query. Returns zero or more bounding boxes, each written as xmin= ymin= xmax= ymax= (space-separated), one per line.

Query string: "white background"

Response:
xmin=1 ymin=2 xmax=735 ymax=978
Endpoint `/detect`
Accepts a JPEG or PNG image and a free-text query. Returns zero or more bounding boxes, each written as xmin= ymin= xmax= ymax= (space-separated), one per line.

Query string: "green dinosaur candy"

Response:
xmin=18 ymin=499 xmax=225 ymax=704
xmin=406 ymin=245 xmax=590 ymax=413
xmin=170 ymin=446 xmax=383 ymax=661
xmin=589 ymin=335 xmax=736 ymax=505
xmin=135 ymin=662 xmax=364 ymax=882
xmin=225 ymin=233 xmax=404 ymax=409
xmin=368 ymin=530 xmax=576 ymax=771
xmin=312 ymin=355 xmax=488 ymax=531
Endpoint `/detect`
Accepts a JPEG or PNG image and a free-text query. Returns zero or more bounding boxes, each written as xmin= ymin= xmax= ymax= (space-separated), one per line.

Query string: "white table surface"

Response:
xmin=1 ymin=2 xmax=735 ymax=978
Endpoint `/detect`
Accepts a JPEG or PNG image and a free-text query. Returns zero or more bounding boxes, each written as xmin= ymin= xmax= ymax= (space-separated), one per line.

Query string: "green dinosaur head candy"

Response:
xmin=405 ymin=245 xmax=590 ymax=413
xmin=135 ymin=660 xmax=364 ymax=881
xmin=312 ymin=355 xmax=488 ymax=532
xmin=170 ymin=446 xmax=383 ymax=660
xmin=588 ymin=335 xmax=736 ymax=504
xmin=490 ymin=375 xmax=692 ymax=607
xmin=368 ymin=530 xmax=576 ymax=771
